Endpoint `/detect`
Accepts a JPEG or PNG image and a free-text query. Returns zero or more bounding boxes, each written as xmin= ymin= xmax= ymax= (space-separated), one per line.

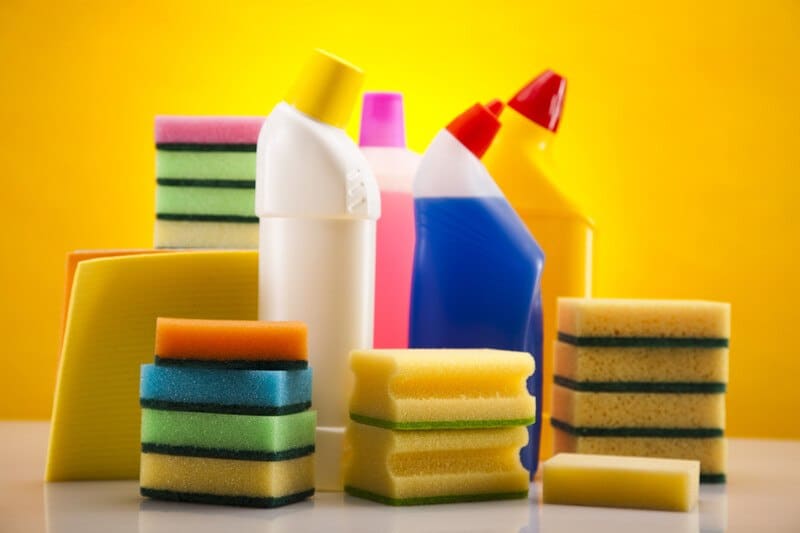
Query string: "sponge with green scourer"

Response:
xmin=154 ymin=116 xmax=264 ymax=249
xmin=344 ymin=348 xmax=534 ymax=505
xmin=552 ymin=298 xmax=730 ymax=483
xmin=141 ymin=408 xmax=316 ymax=461
xmin=139 ymin=315 xmax=316 ymax=507
xmin=348 ymin=348 xmax=535 ymax=430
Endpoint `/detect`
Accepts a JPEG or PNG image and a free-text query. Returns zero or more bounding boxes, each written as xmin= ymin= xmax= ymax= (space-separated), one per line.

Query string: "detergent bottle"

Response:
xmin=409 ymin=101 xmax=544 ymax=476
xmin=359 ymin=92 xmax=420 ymax=348
xmin=255 ymin=50 xmax=380 ymax=491
xmin=482 ymin=71 xmax=593 ymax=462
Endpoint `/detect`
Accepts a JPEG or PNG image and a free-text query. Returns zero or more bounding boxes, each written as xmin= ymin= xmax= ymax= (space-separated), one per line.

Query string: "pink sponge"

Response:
xmin=155 ymin=116 xmax=265 ymax=146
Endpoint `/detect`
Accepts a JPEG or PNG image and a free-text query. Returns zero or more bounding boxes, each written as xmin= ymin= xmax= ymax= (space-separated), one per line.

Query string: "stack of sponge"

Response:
xmin=551 ymin=298 xmax=730 ymax=483
xmin=343 ymin=349 xmax=534 ymax=505
xmin=154 ymin=116 xmax=264 ymax=249
xmin=139 ymin=318 xmax=316 ymax=507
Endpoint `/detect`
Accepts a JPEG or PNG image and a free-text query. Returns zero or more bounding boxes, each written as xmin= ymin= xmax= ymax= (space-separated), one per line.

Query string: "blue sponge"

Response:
xmin=140 ymin=364 xmax=312 ymax=415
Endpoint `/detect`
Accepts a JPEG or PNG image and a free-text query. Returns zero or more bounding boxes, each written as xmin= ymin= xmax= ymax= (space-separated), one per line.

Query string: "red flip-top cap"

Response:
xmin=508 ymin=70 xmax=566 ymax=132
xmin=446 ymin=102 xmax=503 ymax=159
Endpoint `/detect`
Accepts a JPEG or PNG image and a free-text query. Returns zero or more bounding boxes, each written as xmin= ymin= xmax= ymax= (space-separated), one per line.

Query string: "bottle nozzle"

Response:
xmin=508 ymin=70 xmax=566 ymax=132
xmin=446 ymin=103 xmax=502 ymax=159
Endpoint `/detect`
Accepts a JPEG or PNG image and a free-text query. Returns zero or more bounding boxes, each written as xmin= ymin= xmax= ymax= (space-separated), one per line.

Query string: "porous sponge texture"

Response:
xmin=349 ymin=349 xmax=534 ymax=428
xmin=155 ymin=318 xmax=307 ymax=362
xmin=553 ymin=429 xmax=726 ymax=476
xmin=140 ymin=364 xmax=311 ymax=415
xmin=157 ymin=151 xmax=256 ymax=181
xmin=155 ymin=116 xmax=264 ymax=145
xmin=557 ymin=298 xmax=731 ymax=339
xmin=343 ymin=422 xmax=529 ymax=503
xmin=141 ymin=408 xmax=316 ymax=457
xmin=154 ymin=220 xmax=258 ymax=249
xmin=140 ymin=453 xmax=314 ymax=505
xmin=555 ymin=342 xmax=729 ymax=383
xmin=156 ymin=186 xmax=256 ymax=217
xmin=552 ymin=385 xmax=726 ymax=429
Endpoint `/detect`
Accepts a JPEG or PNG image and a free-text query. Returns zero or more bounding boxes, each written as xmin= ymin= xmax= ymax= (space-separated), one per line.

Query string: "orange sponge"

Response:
xmin=155 ymin=318 xmax=308 ymax=369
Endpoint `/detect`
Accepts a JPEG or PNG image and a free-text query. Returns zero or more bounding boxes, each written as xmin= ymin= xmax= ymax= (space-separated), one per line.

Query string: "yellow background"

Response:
xmin=1 ymin=1 xmax=798 ymax=438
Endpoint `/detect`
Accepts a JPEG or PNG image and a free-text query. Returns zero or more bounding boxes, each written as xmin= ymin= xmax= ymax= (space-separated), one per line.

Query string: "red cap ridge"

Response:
xmin=508 ymin=70 xmax=566 ymax=132
xmin=446 ymin=103 xmax=502 ymax=159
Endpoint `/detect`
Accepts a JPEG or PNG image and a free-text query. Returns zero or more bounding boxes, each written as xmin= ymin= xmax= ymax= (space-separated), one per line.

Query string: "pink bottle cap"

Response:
xmin=359 ymin=92 xmax=406 ymax=148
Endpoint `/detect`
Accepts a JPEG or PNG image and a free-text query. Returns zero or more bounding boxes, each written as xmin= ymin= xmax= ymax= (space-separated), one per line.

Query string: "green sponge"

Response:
xmin=141 ymin=408 xmax=316 ymax=461
xmin=156 ymin=185 xmax=256 ymax=218
xmin=156 ymin=150 xmax=256 ymax=181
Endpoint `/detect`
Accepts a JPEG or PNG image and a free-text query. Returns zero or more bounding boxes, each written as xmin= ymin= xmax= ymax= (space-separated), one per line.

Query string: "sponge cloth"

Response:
xmin=154 ymin=318 xmax=307 ymax=369
xmin=140 ymin=364 xmax=311 ymax=415
xmin=343 ymin=422 xmax=529 ymax=505
xmin=349 ymin=349 xmax=535 ymax=429
xmin=141 ymin=408 xmax=315 ymax=461
xmin=140 ymin=452 xmax=313 ymax=508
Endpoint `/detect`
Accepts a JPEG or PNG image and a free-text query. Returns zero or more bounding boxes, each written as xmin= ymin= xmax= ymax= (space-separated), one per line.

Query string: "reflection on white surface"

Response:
xmin=530 ymin=483 xmax=727 ymax=533
xmin=42 ymin=480 xmax=726 ymax=533
xmin=699 ymin=485 xmax=727 ymax=533
xmin=45 ymin=481 xmax=139 ymax=533
xmin=139 ymin=492 xmax=530 ymax=533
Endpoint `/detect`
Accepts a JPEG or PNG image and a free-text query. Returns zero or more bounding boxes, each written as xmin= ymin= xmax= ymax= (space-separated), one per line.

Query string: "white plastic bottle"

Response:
xmin=255 ymin=50 xmax=380 ymax=491
xmin=359 ymin=92 xmax=420 ymax=348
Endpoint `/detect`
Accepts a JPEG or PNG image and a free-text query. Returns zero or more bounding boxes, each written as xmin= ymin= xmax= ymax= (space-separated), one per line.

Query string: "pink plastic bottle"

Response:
xmin=359 ymin=93 xmax=421 ymax=348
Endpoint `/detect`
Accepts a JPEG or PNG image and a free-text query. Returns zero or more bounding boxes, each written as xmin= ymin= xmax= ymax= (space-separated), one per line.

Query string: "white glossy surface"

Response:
xmin=2 ymin=422 xmax=799 ymax=533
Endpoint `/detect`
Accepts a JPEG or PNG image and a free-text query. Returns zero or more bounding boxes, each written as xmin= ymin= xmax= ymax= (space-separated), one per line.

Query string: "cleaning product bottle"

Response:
xmin=409 ymin=101 xmax=544 ymax=476
xmin=255 ymin=49 xmax=380 ymax=491
xmin=359 ymin=92 xmax=420 ymax=348
xmin=482 ymin=71 xmax=593 ymax=462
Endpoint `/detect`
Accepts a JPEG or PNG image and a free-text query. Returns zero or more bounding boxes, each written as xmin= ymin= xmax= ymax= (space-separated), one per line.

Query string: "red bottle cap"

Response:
xmin=446 ymin=103 xmax=502 ymax=159
xmin=508 ymin=70 xmax=566 ymax=132
xmin=486 ymin=99 xmax=504 ymax=117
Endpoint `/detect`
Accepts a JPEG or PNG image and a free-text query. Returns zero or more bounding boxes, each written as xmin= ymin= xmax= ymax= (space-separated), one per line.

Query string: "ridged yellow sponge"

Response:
xmin=46 ymin=251 xmax=257 ymax=481
xmin=542 ymin=453 xmax=699 ymax=512
xmin=348 ymin=349 xmax=535 ymax=429
xmin=140 ymin=452 xmax=314 ymax=508
xmin=343 ymin=422 xmax=529 ymax=505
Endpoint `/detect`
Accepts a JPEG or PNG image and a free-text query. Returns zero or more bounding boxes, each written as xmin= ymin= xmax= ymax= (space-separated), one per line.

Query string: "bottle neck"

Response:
xmin=503 ymin=107 xmax=556 ymax=153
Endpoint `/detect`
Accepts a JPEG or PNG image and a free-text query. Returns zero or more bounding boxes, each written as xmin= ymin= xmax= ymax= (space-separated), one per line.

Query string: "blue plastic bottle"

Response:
xmin=409 ymin=102 xmax=545 ymax=476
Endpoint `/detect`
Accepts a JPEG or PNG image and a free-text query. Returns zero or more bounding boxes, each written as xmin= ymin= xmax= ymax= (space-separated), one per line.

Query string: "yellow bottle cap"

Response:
xmin=286 ymin=49 xmax=364 ymax=128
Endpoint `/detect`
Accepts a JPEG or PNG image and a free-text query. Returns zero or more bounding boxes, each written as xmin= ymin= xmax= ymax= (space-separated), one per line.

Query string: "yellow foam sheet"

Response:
xmin=557 ymin=298 xmax=730 ymax=338
xmin=343 ymin=421 xmax=529 ymax=499
xmin=154 ymin=220 xmax=258 ymax=249
xmin=554 ymin=342 xmax=729 ymax=383
xmin=542 ymin=453 xmax=699 ymax=512
xmin=140 ymin=453 xmax=314 ymax=497
xmin=552 ymin=429 xmax=727 ymax=474
xmin=349 ymin=349 xmax=534 ymax=424
xmin=46 ymin=251 xmax=258 ymax=481
xmin=552 ymin=385 xmax=726 ymax=429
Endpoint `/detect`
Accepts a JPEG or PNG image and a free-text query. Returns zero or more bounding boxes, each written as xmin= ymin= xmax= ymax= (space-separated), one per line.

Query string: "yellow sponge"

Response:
xmin=46 ymin=251 xmax=257 ymax=481
xmin=348 ymin=349 xmax=535 ymax=429
xmin=555 ymin=342 xmax=729 ymax=383
xmin=140 ymin=452 xmax=313 ymax=507
xmin=343 ymin=422 xmax=529 ymax=505
xmin=553 ymin=429 xmax=726 ymax=476
xmin=542 ymin=453 xmax=699 ymax=512
xmin=557 ymin=298 xmax=730 ymax=342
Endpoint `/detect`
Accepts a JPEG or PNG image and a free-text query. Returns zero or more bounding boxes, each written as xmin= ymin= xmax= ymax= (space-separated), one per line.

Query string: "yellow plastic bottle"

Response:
xmin=483 ymin=71 xmax=593 ymax=462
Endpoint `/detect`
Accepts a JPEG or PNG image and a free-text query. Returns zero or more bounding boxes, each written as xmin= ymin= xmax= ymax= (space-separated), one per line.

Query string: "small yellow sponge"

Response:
xmin=140 ymin=452 xmax=314 ymax=507
xmin=349 ymin=349 xmax=535 ymax=429
xmin=343 ymin=422 xmax=529 ymax=505
xmin=542 ymin=453 xmax=699 ymax=512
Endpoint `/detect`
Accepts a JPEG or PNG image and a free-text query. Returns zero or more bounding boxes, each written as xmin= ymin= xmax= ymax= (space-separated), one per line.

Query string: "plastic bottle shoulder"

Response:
xmin=413 ymin=130 xmax=504 ymax=199
xmin=256 ymin=102 xmax=380 ymax=220
xmin=361 ymin=146 xmax=420 ymax=194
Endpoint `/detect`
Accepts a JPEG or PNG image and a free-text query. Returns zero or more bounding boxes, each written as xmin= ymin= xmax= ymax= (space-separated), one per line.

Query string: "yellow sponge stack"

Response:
xmin=344 ymin=349 xmax=534 ymax=505
xmin=551 ymin=298 xmax=730 ymax=483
